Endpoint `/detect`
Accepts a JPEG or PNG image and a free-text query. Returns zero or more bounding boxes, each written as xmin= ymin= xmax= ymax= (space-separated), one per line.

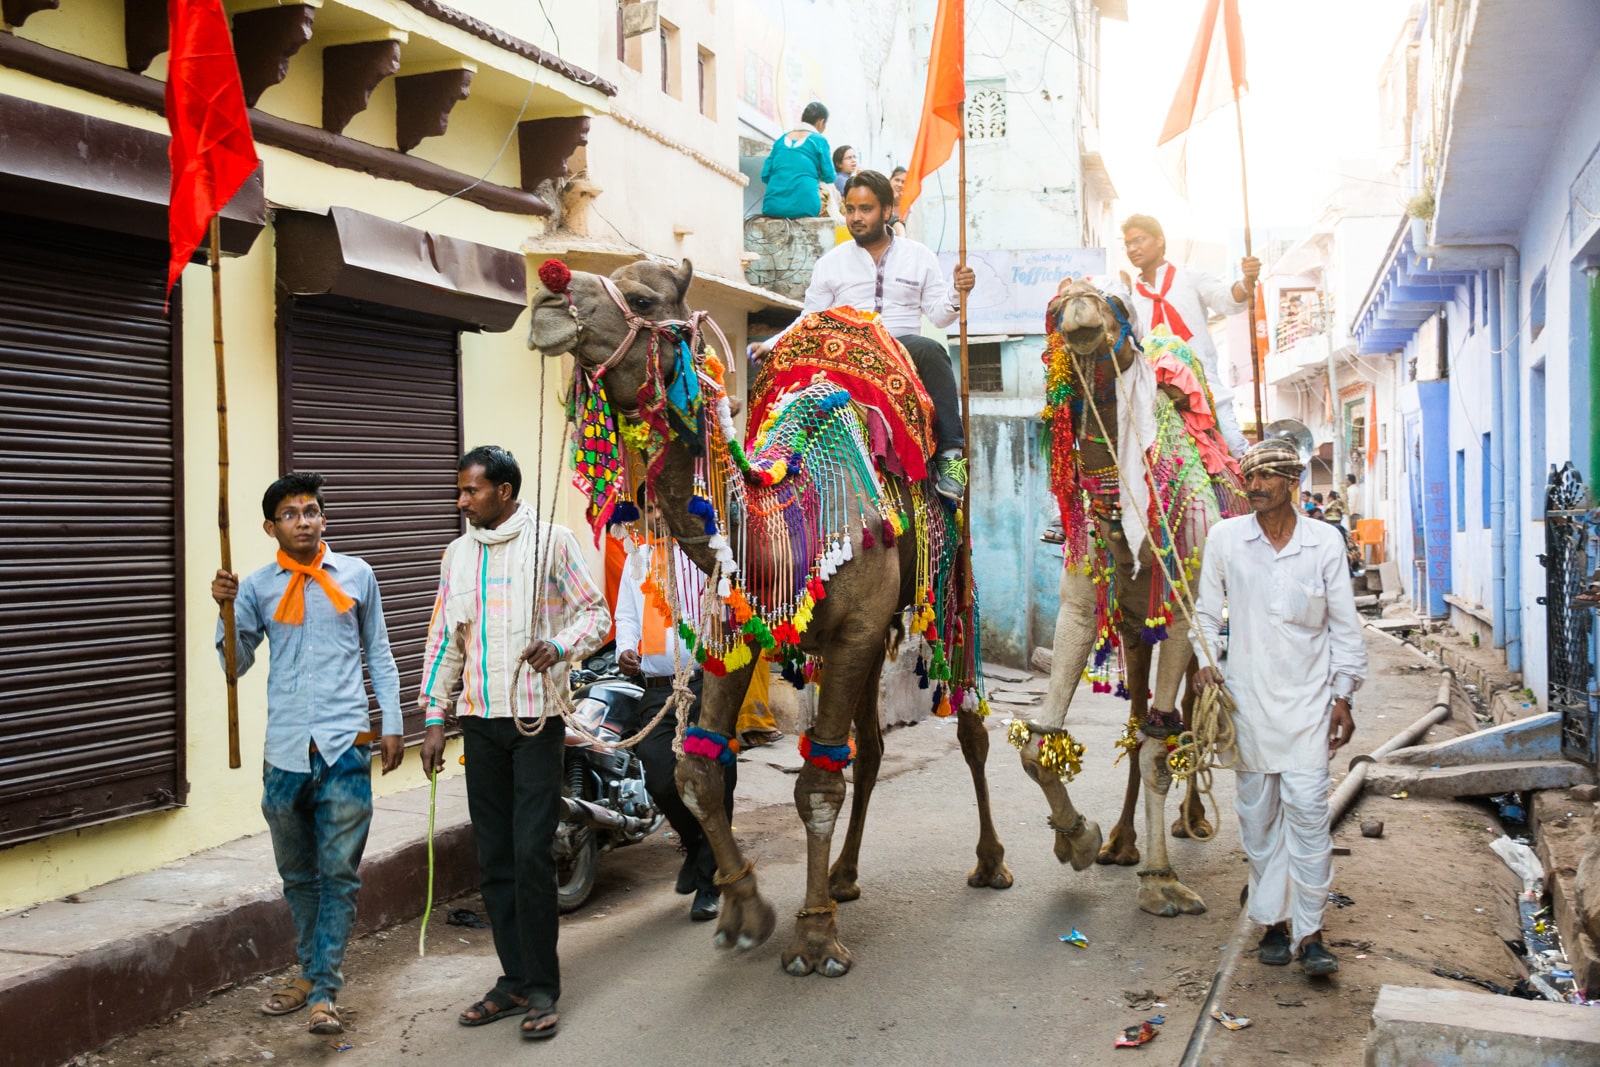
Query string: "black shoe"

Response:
xmin=674 ymin=850 xmax=697 ymax=895
xmin=1257 ymin=925 xmax=1292 ymax=966
xmin=1300 ymin=940 xmax=1339 ymax=977
xmin=690 ymin=887 xmax=720 ymax=921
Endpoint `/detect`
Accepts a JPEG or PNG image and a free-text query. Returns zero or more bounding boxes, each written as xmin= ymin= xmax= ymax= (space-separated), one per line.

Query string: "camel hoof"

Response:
xmin=783 ymin=911 xmax=853 ymax=978
xmin=1096 ymin=824 xmax=1140 ymax=866
xmin=820 ymin=957 xmax=851 ymax=978
xmin=1171 ymin=816 xmax=1214 ymax=841
xmin=713 ymin=930 xmax=733 ymax=950
xmin=784 ymin=955 xmax=814 ymax=977
xmin=1052 ymin=818 xmax=1103 ymax=872
xmin=716 ymin=888 xmax=776 ymax=952
xmin=967 ymin=858 xmax=1015 ymax=889
xmin=1137 ymin=871 xmax=1207 ymax=917
xmin=736 ymin=933 xmax=761 ymax=951
xmin=828 ymin=869 xmax=862 ymax=902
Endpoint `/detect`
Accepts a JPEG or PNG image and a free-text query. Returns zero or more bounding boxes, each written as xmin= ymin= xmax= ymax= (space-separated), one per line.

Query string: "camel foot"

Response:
xmin=1170 ymin=814 xmax=1215 ymax=840
xmin=967 ymin=854 xmax=1015 ymax=889
xmin=1095 ymin=822 xmax=1140 ymax=866
xmin=711 ymin=883 xmax=776 ymax=952
xmin=828 ymin=864 xmax=861 ymax=903
xmin=1050 ymin=817 xmax=1103 ymax=872
xmin=781 ymin=910 xmax=853 ymax=978
xmin=1136 ymin=870 xmax=1207 ymax=917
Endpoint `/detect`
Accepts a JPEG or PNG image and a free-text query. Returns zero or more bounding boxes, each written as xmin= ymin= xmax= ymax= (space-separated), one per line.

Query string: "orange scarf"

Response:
xmin=272 ymin=542 xmax=355 ymax=624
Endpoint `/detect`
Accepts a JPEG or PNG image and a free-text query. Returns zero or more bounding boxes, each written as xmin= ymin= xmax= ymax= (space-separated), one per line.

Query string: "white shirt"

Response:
xmin=1191 ymin=513 xmax=1368 ymax=773
xmin=613 ymin=542 xmax=705 ymax=678
xmin=1127 ymin=262 xmax=1246 ymax=401
xmin=792 ymin=236 xmax=961 ymax=337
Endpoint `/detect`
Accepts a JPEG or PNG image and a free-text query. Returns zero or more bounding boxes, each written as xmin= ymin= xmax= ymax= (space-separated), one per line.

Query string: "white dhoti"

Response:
xmin=1234 ymin=766 xmax=1333 ymax=951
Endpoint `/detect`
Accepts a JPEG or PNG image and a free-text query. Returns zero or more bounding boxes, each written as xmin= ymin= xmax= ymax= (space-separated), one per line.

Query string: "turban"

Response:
xmin=1240 ymin=438 xmax=1305 ymax=482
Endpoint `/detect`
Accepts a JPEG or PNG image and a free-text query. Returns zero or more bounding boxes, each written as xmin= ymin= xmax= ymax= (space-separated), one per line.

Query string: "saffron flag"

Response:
xmin=898 ymin=0 xmax=962 ymax=218
xmin=1253 ymin=281 xmax=1270 ymax=355
xmin=1156 ymin=0 xmax=1247 ymax=199
xmin=165 ymin=0 xmax=260 ymax=297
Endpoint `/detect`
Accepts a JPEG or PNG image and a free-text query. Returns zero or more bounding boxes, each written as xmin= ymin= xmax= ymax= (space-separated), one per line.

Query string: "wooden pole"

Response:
xmin=1234 ymin=94 xmax=1266 ymax=442
xmin=212 ymin=215 xmax=241 ymax=769
xmin=956 ymin=105 xmax=976 ymax=673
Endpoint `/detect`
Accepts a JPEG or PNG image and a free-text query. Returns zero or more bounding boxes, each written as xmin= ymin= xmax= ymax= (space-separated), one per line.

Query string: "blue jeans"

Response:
xmin=261 ymin=746 xmax=373 ymax=1005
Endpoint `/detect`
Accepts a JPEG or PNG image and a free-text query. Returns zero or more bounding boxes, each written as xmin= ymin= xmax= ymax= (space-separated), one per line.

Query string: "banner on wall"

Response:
xmin=935 ymin=248 xmax=1108 ymax=335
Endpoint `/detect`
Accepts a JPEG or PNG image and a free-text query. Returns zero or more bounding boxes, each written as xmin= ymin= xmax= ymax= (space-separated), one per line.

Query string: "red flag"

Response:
xmin=165 ymin=0 xmax=259 ymax=296
xmin=1156 ymin=0 xmax=1246 ymax=198
xmin=898 ymin=0 xmax=962 ymax=218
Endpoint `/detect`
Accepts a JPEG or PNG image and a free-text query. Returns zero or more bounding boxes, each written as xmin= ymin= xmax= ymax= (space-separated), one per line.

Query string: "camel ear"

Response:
xmin=673 ymin=258 xmax=694 ymax=301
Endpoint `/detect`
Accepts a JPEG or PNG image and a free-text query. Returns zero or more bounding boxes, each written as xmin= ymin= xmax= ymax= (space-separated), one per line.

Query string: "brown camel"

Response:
xmin=1014 ymin=280 xmax=1225 ymax=918
xmin=527 ymin=258 xmax=1012 ymax=976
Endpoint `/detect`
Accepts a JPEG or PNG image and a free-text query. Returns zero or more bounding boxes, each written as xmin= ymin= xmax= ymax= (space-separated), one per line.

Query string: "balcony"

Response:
xmin=1265 ymin=298 xmax=1335 ymax=386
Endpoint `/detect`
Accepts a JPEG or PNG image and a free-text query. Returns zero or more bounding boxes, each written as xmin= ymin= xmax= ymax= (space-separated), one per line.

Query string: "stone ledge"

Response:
xmin=1365 ymin=983 xmax=1600 ymax=1066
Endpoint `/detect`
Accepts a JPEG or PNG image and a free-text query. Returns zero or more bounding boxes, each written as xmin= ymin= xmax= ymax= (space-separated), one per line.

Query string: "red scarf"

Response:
xmin=1135 ymin=263 xmax=1193 ymax=341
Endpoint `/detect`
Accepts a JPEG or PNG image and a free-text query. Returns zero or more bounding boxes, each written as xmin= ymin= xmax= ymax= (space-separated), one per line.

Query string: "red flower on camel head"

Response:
xmin=539 ymin=258 xmax=573 ymax=294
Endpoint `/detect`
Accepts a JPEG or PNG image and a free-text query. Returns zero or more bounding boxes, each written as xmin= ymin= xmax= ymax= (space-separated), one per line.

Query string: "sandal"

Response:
xmin=458 ymin=990 xmax=526 ymax=1027
xmin=260 ymin=977 xmax=312 ymax=1016
xmin=521 ymin=1001 xmax=560 ymax=1041
xmin=307 ymin=1001 xmax=343 ymax=1035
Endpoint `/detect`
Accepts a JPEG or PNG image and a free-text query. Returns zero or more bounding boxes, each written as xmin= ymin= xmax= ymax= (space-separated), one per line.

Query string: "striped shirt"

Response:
xmin=418 ymin=519 xmax=609 ymax=720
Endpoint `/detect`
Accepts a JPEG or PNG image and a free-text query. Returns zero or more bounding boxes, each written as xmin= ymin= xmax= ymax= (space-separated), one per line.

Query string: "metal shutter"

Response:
xmin=282 ymin=299 xmax=462 ymax=737
xmin=0 ymin=213 xmax=184 ymax=847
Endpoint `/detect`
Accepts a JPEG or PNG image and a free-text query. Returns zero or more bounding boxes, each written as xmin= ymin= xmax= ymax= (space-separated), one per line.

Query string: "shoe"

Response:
xmin=934 ymin=453 xmax=967 ymax=502
xmin=674 ymin=848 xmax=697 ymax=895
xmin=1257 ymin=925 xmax=1292 ymax=966
xmin=740 ymin=728 xmax=784 ymax=749
xmin=690 ymin=887 xmax=720 ymax=921
xmin=1300 ymin=940 xmax=1339 ymax=976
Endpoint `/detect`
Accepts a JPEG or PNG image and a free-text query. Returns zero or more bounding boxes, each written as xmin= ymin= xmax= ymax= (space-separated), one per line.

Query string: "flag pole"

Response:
xmin=212 ymin=215 xmax=241 ymax=769
xmin=1234 ymin=94 xmax=1266 ymax=442
xmin=957 ymin=104 xmax=973 ymax=626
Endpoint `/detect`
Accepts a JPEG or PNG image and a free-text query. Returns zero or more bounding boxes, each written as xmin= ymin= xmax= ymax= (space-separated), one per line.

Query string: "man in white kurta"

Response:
xmin=1192 ymin=438 xmax=1367 ymax=978
xmin=1121 ymin=213 xmax=1260 ymax=457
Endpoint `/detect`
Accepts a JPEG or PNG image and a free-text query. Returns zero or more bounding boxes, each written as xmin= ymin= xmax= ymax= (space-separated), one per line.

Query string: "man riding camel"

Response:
xmin=751 ymin=169 xmax=975 ymax=502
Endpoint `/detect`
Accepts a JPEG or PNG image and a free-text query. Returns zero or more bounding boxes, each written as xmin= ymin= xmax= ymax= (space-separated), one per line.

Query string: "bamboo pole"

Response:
xmin=213 ymin=215 xmax=241 ymax=769
xmin=957 ymin=108 xmax=973 ymax=624
xmin=1233 ymin=95 xmax=1266 ymax=442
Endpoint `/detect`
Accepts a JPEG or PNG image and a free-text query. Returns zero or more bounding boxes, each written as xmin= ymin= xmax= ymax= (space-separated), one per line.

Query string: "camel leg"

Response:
xmin=1097 ymin=636 xmax=1151 ymax=866
xmin=675 ymin=662 xmax=776 ymax=952
xmin=1135 ymin=617 xmax=1206 ymax=917
xmin=958 ymin=705 xmax=1014 ymax=889
xmin=1018 ymin=565 xmax=1103 ymax=869
xmin=1170 ymin=661 xmax=1214 ymax=840
xmin=828 ymin=651 xmax=886 ymax=903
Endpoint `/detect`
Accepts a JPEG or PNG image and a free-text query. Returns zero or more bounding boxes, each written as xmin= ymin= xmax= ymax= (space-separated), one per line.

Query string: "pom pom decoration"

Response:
xmin=683 ymin=726 xmax=737 ymax=767
xmin=538 ymin=258 xmax=573 ymax=294
xmin=798 ymin=734 xmax=855 ymax=772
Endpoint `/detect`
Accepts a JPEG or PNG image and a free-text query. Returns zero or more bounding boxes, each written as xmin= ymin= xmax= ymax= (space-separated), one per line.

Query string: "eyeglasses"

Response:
xmin=275 ymin=507 xmax=323 ymax=524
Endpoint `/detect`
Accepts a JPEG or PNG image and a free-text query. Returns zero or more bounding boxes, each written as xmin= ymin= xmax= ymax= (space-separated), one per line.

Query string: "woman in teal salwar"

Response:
xmin=760 ymin=102 xmax=835 ymax=219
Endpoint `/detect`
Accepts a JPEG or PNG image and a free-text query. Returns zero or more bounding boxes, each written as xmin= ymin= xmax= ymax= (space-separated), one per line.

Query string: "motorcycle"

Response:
xmin=554 ymin=648 xmax=665 ymax=913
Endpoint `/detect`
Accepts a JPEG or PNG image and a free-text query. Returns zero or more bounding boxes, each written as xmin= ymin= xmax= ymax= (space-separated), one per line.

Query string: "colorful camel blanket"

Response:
xmin=752 ymin=307 xmax=935 ymax=481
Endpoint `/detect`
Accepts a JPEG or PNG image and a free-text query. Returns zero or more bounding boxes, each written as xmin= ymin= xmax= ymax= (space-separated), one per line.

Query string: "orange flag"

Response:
xmin=1156 ymin=0 xmax=1247 ymax=198
xmin=898 ymin=0 xmax=963 ymax=218
xmin=1253 ymin=281 xmax=1270 ymax=355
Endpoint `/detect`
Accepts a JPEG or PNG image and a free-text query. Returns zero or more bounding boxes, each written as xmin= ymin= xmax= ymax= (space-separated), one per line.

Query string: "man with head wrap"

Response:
xmin=1191 ymin=438 xmax=1367 ymax=979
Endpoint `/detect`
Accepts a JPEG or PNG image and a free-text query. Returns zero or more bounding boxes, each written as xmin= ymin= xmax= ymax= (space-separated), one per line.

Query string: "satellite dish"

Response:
xmin=1263 ymin=419 xmax=1315 ymax=465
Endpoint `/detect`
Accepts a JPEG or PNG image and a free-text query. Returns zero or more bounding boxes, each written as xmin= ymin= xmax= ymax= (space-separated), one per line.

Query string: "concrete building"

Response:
xmin=1351 ymin=0 xmax=1600 ymax=709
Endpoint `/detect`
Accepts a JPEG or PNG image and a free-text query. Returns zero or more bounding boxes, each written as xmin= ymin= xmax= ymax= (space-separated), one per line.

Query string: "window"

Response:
xmin=659 ymin=19 xmax=681 ymax=98
xmin=616 ymin=2 xmax=625 ymax=62
xmin=1455 ymin=449 xmax=1466 ymax=532
xmin=618 ymin=1 xmax=643 ymax=73
xmin=965 ymin=79 xmax=1006 ymax=141
xmin=1480 ymin=432 xmax=1492 ymax=528
xmin=1530 ymin=268 xmax=1547 ymax=341
xmin=697 ymin=46 xmax=716 ymax=118
xmin=949 ymin=340 xmax=1003 ymax=393
xmin=1530 ymin=361 xmax=1546 ymax=517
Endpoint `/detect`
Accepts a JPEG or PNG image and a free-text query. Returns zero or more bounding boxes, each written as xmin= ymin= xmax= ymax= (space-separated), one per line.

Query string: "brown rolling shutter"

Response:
xmin=0 ymin=212 xmax=184 ymax=847
xmin=282 ymin=299 xmax=462 ymax=737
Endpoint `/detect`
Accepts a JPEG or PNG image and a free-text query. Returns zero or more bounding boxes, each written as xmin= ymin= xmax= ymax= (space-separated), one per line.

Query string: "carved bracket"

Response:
xmin=234 ymin=4 xmax=317 ymax=107
xmin=395 ymin=68 xmax=473 ymax=153
xmin=322 ymin=39 xmax=401 ymax=135
xmin=123 ymin=0 xmax=166 ymax=74
xmin=2 ymin=0 xmax=58 ymax=30
xmin=518 ymin=116 xmax=590 ymax=192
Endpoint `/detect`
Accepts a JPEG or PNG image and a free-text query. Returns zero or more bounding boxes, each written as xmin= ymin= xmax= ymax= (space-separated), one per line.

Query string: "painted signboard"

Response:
xmin=935 ymin=248 xmax=1108 ymax=335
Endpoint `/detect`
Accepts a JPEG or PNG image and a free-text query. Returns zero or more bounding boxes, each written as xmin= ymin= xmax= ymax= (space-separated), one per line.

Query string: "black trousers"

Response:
xmin=632 ymin=674 xmax=737 ymax=894
xmin=895 ymin=332 xmax=965 ymax=454
xmin=461 ymin=716 xmax=563 ymax=1007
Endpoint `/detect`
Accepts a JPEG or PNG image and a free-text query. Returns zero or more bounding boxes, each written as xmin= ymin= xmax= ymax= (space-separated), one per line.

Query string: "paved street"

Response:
xmin=85 ymin=633 xmax=1517 ymax=1067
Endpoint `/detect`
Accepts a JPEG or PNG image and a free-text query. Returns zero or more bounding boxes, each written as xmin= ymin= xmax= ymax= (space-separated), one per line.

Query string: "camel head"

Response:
xmin=1049 ymin=277 xmax=1137 ymax=369
xmin=527 ymin=257 xmax=696 ymax=413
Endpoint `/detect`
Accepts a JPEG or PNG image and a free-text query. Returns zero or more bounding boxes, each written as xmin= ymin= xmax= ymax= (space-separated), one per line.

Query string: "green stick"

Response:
xmin=418 ymin=767 xmax=438 ymax=957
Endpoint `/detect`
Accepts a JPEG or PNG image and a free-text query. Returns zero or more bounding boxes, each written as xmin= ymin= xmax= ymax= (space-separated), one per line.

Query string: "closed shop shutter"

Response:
xmin=282 ymin=299 xmax=462 ymax=737
xmin=0 ymin=213 xmax=183 ymax=847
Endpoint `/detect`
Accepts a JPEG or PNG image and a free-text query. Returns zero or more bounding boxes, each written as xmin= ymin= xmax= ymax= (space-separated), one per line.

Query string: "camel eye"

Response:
xmin=628 ymin=295 xmax=652 ymax=311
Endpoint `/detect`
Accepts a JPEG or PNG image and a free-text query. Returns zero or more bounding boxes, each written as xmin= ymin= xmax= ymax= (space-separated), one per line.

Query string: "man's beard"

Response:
xmin=851 ymin=221 xmax=887 ymax=246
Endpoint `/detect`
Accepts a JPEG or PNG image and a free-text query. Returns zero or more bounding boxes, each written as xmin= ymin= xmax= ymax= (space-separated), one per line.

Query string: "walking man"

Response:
xmin=1122 ymin=213 xmax=1260 ymax=457
xmin=418 ymin=446 xmax=608 ymax=1041
xmin=750 ymin=169 xmax=975 ymax=501
xmin=613 ymin=506 xmax=735 ymax=923
xmin=211 ymin=472 xmax=404 ymax=1035
xmin=1192 ymin=438 xmax=1367 ymax=977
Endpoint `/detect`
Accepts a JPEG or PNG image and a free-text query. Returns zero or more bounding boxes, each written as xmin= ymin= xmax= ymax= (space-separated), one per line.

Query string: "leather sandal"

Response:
xmin=259 ymin=977 xmax=312 ymax=1016
xmin=521 ymin=1001 xmax=560 ymax=1041
xmin=458 ymin=989 xmax=526 ymax=1026
xmin=307 ymin=1001 xmax=343 ymax=1035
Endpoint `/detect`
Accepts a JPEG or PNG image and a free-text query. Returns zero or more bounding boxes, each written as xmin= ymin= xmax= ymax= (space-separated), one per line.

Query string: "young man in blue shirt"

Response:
xmin=211 ymin=472 xmax=404 ymax=1035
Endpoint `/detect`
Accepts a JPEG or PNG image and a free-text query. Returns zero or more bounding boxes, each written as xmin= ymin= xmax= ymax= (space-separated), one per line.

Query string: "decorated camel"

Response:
xmin=1009 ymin=279 xmax=1246 ymax=917
xmin=526 ymin=257 xmax=1011 ymax=977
